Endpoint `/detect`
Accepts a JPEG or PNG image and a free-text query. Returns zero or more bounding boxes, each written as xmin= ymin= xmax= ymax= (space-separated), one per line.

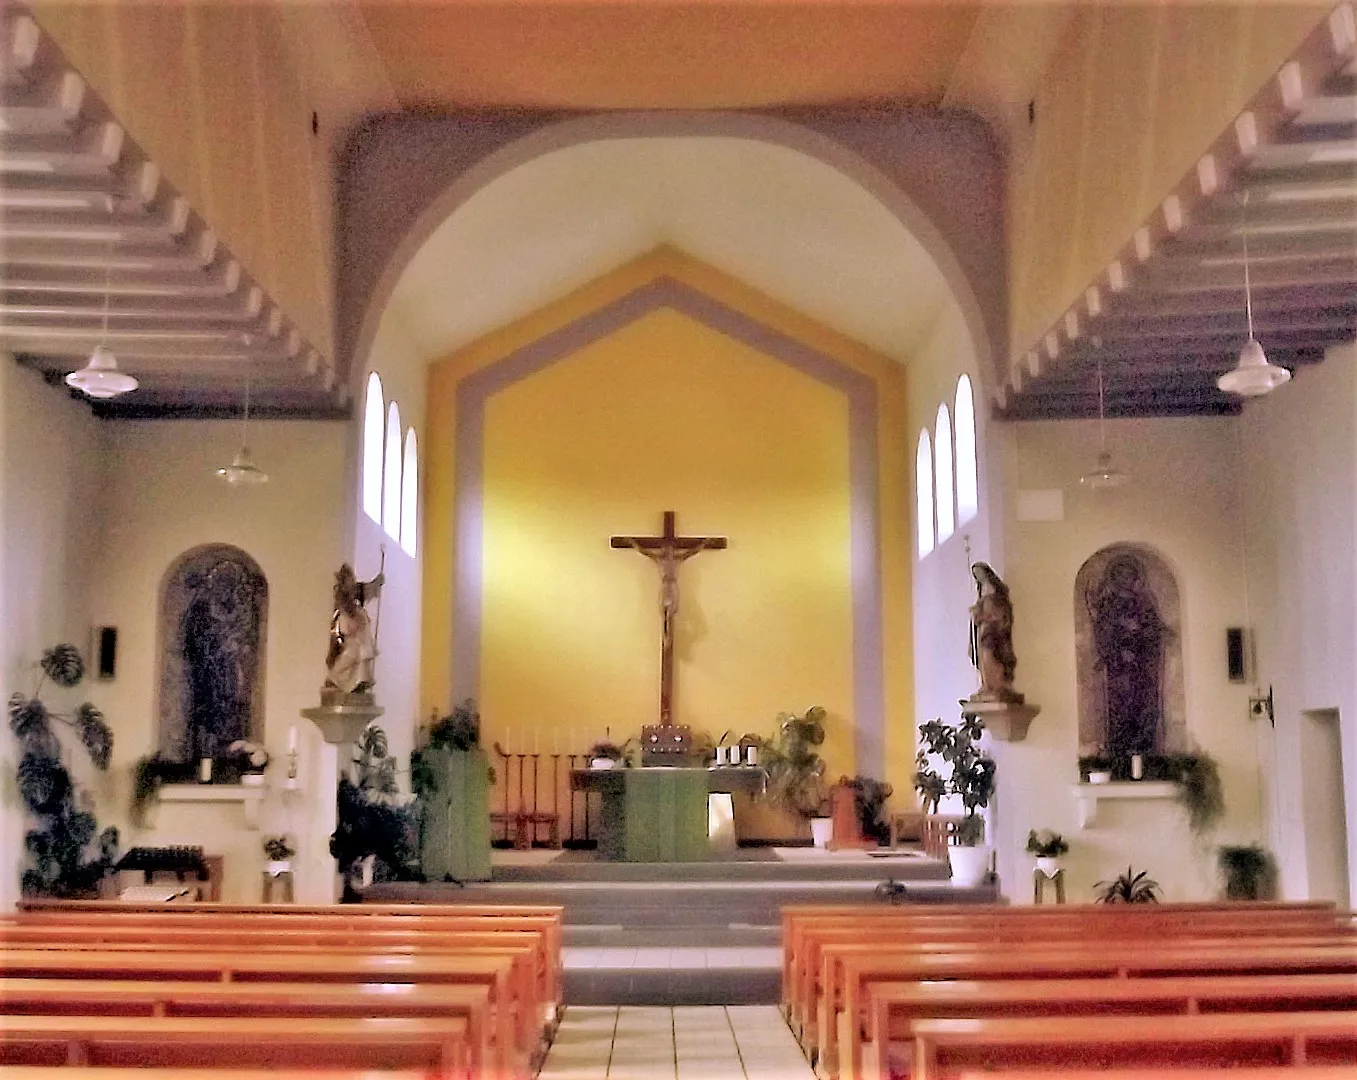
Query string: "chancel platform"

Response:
xmin=365 ymin=844 xmax=1000 ymax=1005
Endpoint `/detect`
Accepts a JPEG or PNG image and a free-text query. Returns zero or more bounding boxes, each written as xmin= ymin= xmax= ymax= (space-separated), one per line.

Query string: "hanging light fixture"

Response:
xmin=1218 ymin=191 xmax=1291 ymax=397
xmin=64 ymin=245 xmax=138 ymax=399
xmin=1080 ymin=340 xmax=1128 ymax=489
xmin=217 ymin=371 xmax=268 ymax=485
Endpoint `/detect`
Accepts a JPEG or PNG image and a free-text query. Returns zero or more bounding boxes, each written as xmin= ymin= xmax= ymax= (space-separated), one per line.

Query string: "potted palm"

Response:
xmin=1025 ymin=829 xmax=1069 ymax=876
xmin=1095 ymin=865 xmax=1161 ymax=903
xmin=759 ymin=706 xmax=831 ymax=843
xmin=914 ymin=715 xmax=996 ymax=887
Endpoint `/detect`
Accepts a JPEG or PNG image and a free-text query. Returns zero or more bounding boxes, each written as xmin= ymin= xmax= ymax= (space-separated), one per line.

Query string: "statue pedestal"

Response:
xmin=298 ymin=702 xmax=383 ymax=902
xmin=960 ymin=698 xmax=1041 ymax=742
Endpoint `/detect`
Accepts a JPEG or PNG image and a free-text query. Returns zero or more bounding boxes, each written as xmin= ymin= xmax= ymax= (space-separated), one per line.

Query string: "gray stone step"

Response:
xmin=565 ymin=965 xmax=781 ymax=1007
xmin=564 ymin=924 xmax=780 ymax=948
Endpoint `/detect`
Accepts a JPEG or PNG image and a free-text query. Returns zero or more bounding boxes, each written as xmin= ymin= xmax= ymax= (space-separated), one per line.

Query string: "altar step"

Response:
xmin=564 ymin=944 xmax=783 ymax=1006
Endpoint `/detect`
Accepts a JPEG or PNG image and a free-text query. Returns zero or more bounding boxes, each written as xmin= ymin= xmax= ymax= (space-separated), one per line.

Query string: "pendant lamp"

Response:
xmin=217 ymin=371 xmax=268 ymax=485
xmin=1080 ymin=343 xmax=1128 ymax=489
xmin=64 ymin=249 xmax=138 ymax=399
xmin=1218 ymin=192 xmax=1291 ymax=397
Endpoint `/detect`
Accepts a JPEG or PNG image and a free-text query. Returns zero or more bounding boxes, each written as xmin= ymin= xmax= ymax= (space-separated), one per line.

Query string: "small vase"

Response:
xmin=1035 ymin=856 xmax=1062 ymax=877
xmin=810 ymin=817 xmax=833 ymax=849
xmin=1087 ymin=770 xmax=1112 ymax=785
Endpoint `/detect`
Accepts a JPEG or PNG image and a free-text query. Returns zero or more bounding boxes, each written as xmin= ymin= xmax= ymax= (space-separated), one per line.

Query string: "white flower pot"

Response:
xmin=810 ymin=817 xmax=834 ymax=849
xmin=948 ymin=844 xmax=992 ymax=887
xmin=590 ymin=757 xmax=616 ymax=770
xmin=265 ymin=860 xmax=292 ymax=875
xmin=359 ymin=854 xmax=376 ymax=887
xmin=241 ymin=772 xmax=266 ymax=787
xmin=1088 ymin=770 xmax=1112 ymax=785
xmin=1035 ymin=856 xmax=1062 ymax=877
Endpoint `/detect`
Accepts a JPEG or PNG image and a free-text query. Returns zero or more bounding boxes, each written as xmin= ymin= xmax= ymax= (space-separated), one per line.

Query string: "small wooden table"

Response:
xmin=571 ymin=767 xmax=765 ymax=861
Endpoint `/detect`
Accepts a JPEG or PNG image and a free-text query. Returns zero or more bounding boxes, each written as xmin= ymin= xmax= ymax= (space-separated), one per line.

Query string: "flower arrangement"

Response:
xmin=228 ymin=740 xmax=270 ymax=772
xmin=1025 ymin=829 xmax=1069 ymax=859
xmin=262 ymin=834 xmax=296 ymax=862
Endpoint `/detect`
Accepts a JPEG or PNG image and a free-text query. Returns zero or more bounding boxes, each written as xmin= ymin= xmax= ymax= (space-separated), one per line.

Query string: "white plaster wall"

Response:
xmin=995 ymin=416 xmax=1259 ymax=903
xmin=352 ymin=302 xmax=428 ymax=776
xmin=85 ymin=418 xmax=349 ymax=902
xmin=0 ymin=362 xmax=105 ymax=909
xmin=1239 ymin=344 xmax=1357 ymax=904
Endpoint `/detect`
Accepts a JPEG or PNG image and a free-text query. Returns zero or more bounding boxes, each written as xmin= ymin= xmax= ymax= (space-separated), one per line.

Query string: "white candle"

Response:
xmin=506 ymin=727 xmax=513 ymax=755
xmin=533 ymin=730 xmax=540 ymax=756
xmin=199 ymin=757 xmax=212 ymax=784
xmin=288 ymin=725 xmax=297 ymax=753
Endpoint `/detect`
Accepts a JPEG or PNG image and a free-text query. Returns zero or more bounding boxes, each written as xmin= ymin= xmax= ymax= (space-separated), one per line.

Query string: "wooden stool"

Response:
xmin=261 ymin=868 xmax=294 ymax=903
xmin=1033 ymin=865 xmax=1066 ymax=904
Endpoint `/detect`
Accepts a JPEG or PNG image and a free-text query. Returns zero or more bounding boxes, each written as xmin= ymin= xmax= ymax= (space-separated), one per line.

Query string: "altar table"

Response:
xmin=570 ymin=767 xmax=765 ymax=861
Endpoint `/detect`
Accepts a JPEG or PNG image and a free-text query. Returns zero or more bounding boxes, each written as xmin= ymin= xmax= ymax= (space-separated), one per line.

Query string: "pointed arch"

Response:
xmin=401 ymin=428 xmax=418 ymax=557
xmin=935 ymin=403 xmax=954 ymax=542
xmin=362 ymin=372 xmax=384 ymax=522
xmin=955 ymin=374 xmax=979 ymax=525
xmin=916 ymin=429 xmax=935 ymax=558
xmin=383 ymin=401 xmax=402 ymax=539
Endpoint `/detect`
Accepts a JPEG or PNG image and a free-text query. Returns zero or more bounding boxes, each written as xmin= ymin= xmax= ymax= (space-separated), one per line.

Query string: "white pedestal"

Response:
xmin=298 ymin=702 xmax=383 ymax=902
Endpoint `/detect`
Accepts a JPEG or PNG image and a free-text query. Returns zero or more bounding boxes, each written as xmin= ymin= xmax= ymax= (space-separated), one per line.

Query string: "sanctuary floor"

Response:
xmin=538 ymin=1005 xmax=814 ymax=1080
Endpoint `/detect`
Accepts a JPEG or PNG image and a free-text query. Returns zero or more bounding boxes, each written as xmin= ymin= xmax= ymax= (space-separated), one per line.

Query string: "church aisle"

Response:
xmin=537 ymin=1005 xmax=814 ymax=1079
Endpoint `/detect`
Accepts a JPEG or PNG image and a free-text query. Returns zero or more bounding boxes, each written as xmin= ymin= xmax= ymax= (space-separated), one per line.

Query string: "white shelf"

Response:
xmin=159 ymin=783 xmax=264 ymax=828
xmin=1072 ymin=781 xmax=1178 ymax=829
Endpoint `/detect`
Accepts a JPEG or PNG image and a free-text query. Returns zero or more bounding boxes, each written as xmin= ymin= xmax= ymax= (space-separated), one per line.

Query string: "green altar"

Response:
xmin=571 ymin=767 xmax=764 ymax=861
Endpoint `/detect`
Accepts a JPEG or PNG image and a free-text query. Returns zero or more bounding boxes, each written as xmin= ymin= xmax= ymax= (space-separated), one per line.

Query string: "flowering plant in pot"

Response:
xmin=914 ymin=714 xmax=995 ymax=886
xmin=262 ymin=834 xmax=295 ymax=873
xmin=1025 ymin=828 xmax=1069 ymax=876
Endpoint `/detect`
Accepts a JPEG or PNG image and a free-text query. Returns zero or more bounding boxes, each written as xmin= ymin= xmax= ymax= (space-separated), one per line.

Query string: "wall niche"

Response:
xmin=1075 ymin=543 xmax=1186 ymax=758
xmin=158 ymin=544 xmax=268 ymax=761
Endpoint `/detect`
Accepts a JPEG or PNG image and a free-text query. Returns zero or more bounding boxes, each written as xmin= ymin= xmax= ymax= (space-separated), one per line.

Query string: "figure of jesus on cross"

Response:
xmin=611 ymin=511 xmax=727 ymax=726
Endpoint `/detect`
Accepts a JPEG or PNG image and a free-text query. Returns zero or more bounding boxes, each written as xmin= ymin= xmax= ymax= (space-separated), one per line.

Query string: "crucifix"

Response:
xmin=611 ymin=510 xmax=727 ymax=726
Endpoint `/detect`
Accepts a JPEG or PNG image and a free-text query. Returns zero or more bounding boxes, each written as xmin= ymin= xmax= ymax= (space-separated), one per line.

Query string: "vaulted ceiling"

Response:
xmin=1 ymin=2 xmax=1353 ymax=420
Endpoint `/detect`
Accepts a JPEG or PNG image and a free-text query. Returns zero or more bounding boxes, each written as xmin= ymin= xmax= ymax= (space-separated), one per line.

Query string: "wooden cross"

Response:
xmin=611 ymin=511 xmax=727 ymax=726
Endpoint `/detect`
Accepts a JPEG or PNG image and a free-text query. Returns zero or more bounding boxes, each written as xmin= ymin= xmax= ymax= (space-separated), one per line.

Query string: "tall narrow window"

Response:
xmin=362 ymin=373 xmax=384 ymax=522
xmin=383 ymin=402 xmax=402 ymax=540
xmin=401 ymin=428 xmax=418 ymax=557
xmin=935 ymin=404 xmax=954 ymax=542
xmin=916 ymin=430 xmax=935 ymax=558
xmin=955 ymin=375 xmax=979 ymax=525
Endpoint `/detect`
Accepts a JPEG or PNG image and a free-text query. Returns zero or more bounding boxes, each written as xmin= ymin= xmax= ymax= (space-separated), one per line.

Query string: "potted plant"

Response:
xmin=330 ymin=724 xmax=421 ymax=900
xmin=1173 ymin=751 xmax=1225 ymax=835
xmin=1095 ymin=865 xmax=1162 ymax=903
xmin=1079 ymin=754 xmax=1114 ymax=785
xmin=914 ymin=714 xmax=996 ymax=887
xmin=10 ymin=644 xmax=120 ymax=897
xmin=588 ymin=740 xmax=626 ymax=770
xmin=263 ymin=834 xmax=295 ymax=874
xmin=758 ymin=706 xmax=832 ymax=843
xmin=1025 ymin=829 xmax=1069 ymax=876
xmin=849 ymin=775 xmax=894 ymax=847
xmin=1218 ymin=844 xmax=1277 ymax=901
xmin=229 ymin=740 xmax=271 ymax=786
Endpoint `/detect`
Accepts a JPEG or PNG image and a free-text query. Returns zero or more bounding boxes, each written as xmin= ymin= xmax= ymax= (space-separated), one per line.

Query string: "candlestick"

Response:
xmin=288 ymin=725 xmax=297 ymax=753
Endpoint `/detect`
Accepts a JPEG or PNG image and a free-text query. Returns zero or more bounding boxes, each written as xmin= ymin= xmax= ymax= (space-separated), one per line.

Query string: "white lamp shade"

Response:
xmin=64 ymin=345 xmax=138 ymax=399
xmin=216 ymin=445 xmax=269 ymax=485
xmin=1218 ymin=337 xmax=1291 ymax=397
xmin=1079 ymin=449 xmax=1128 ymax=489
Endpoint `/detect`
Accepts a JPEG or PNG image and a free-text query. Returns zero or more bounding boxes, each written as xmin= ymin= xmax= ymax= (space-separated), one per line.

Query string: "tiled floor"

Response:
xmin=538 ymin=1005 xmax=814 ymax=1079
xmin=563 ymin=947 xmax=782 ymax=970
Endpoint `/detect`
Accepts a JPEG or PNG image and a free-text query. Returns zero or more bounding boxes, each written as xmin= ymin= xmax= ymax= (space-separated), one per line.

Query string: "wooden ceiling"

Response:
xmin=996 ymin=9 xmax=1357 ymax=420
xmin=355 ymin=2 xmax=983 ymax=111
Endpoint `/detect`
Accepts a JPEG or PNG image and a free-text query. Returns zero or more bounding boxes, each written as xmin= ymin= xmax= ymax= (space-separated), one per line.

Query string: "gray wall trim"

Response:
xmin=452 ymin=275 xmax=886 ymax=771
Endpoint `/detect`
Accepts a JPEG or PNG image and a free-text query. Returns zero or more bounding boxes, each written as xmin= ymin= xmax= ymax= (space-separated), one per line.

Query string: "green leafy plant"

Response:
xmin=1095 ymin=865 xmax=1162 ymax=904
xmin=412 ymin=701 xmax=496 ymax=799
xmin=1218 ymin=844 xmax=1277 ymax=901
xmin=848 ymin=775 xmax=894 ymax=845
xmin=263 ymin=834 xmax=296 ymax=861
xmin=760 ymin=706 xmax=831 ymax=818
xmin=331 ymin=724 xmax=421 ymax=896
xmin=914 ymin=715 xmax=995 ymax=846
xmin=11 ymin=644 xmax=118 ymax=897
xmin=1025 ymin=829 xmax=1069 ymax=858
xmin=1175 ymin=751 xmax=1225 ymax=835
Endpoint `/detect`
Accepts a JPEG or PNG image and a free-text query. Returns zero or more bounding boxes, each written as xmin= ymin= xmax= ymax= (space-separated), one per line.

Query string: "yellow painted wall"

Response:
xmin=425 ymin=249 xmax=914 ymax=793
xmin=1008 ymin=3 xmax=1331 ymax=359
xmin=29 ymin=2 xmax=334 ymax=358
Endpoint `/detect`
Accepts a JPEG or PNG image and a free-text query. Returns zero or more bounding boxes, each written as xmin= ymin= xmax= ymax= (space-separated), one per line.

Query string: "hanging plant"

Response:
xmin=1174 ymin=751 xmax=1225 ymax=836
xmin=11 ymin=645 xmax=118 ymax=897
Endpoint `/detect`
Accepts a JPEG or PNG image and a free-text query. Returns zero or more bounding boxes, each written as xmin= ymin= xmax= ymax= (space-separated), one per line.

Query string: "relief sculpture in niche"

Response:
xmin=1075 ymin=544 xmax=1185 ymax=759
xmin=158 ymin=545 xmax=268 ymax=761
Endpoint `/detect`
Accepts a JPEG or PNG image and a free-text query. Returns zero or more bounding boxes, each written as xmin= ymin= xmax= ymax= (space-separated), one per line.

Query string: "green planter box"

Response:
xmin=419 ymin=747 xmax=492 ymax=882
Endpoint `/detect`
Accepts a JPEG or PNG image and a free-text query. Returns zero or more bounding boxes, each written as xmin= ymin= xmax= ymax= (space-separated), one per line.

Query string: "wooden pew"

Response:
xmin=906 ymin=1011 xmax=1357 ymax=1079
xmin=0 ymin=948 xmax=527 ymax=1078
xmin=0 ymin=1014 xmax=472 ymax=1077
xmin=861 ymin=973 xmax=1357 ymax=1080
xmin=0 ymin=978 xmax=495 ymax=1080
xmin=951 ymin=1070 xmax=1357 ymax=1079
xmin=1 ymin=1071 xmax=433 ymax=1080
xmin=819 ymin=940 xmax=1357 ymax=1080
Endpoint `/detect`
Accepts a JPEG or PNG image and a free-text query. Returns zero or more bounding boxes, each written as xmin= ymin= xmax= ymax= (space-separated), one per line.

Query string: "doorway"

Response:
xmin=1299 ymin=709 xmax=1350 ymax=906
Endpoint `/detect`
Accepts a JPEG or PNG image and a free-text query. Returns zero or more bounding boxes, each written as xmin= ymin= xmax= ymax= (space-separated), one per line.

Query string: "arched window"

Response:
xmin=935 ymin=404 xmax=955 ymax=542
xmin=400 ymin=428 xmax=418 ymax=557
xmin=383 ymin=401 xmax=402 ymax=540
xmin=916 ymin=430 xmax=935 ymax=558
xmin=955 ymin=375 xmax=979 ymax=525
xmin=362 ymin=373 xmax=384 ymax=522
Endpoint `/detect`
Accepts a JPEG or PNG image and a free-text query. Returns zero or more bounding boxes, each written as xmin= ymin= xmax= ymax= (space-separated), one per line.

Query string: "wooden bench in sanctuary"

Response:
xmin=3 ymin=1071 xmax=433 ymax=1080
